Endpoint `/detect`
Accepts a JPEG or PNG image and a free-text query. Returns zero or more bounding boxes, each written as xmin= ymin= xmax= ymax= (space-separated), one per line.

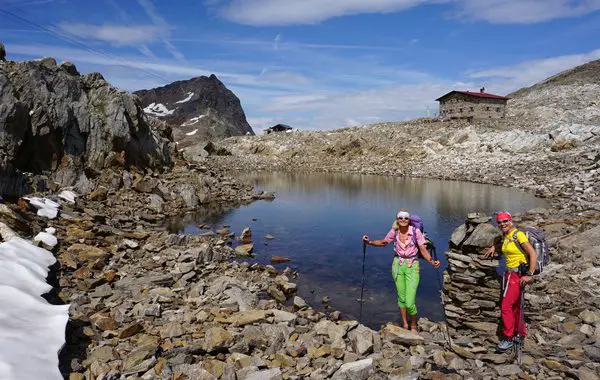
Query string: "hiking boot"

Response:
xmin=497 ymin=339 xmax=514 ymax=352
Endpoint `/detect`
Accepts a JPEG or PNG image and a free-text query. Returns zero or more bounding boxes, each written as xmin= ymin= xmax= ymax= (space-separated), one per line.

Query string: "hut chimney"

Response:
xmin=480 ymin=86 xmax=485 ymax=93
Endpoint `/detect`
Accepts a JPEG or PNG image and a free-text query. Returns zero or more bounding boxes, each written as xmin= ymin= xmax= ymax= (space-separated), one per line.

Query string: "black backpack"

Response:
xmin=512 ymin=226 xmax=550 ymax=275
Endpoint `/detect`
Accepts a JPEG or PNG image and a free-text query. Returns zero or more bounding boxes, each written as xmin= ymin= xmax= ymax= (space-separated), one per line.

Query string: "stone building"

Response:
xmin=436 ymin=88 xmax=509 ymax=120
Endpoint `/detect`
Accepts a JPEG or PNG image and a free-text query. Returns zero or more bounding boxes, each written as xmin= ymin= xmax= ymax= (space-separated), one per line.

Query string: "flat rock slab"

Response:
xmin=380 ymin=324 xmax=425 ymax=346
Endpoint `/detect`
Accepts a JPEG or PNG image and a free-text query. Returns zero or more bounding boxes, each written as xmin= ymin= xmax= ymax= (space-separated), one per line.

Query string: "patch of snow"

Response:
xmin=33 ymin=232 xmax=58 ymax=248
xmin=181 ymin=114 xmax=207 ymax=127
xmin=29 ymin=110 xmax=34 ymax=116
xmin=58 ymin=190 xmax=77 ymax=204
xmin=185 ymin=129 xmax=198 ymax=136
xmin=0 ymin=222 xmax=17 ymax=242
xmin=175 ymin=92 xmax=194 ymax=104
xmin=0 ymin=237 xmax=69 ymax=380
xmin=23 ymin=197 xmax=59 ymax=219
xmin=45 ymin=227 xmax=56 ymax=235
xmin=143 ymin=102 xmax=175 ymax=117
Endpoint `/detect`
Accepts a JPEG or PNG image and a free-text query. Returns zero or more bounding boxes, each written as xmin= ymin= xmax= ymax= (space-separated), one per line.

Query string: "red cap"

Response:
xmin=496 ymin=212 xmax=512 ymax=222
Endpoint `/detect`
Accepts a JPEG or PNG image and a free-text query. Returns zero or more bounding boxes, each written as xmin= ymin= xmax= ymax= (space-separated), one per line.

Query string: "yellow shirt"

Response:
xmin=502 ymin=228 xmax=529 ymax=269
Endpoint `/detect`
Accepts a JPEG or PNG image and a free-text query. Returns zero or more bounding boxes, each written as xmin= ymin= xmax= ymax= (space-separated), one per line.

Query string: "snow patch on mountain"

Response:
xmin=143 ymin=102 xmax=175 ymax=117
xmin=175 ymin=92 xmax=194 ymax=104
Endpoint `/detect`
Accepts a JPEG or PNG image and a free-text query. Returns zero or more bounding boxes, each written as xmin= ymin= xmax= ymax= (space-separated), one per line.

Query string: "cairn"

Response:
xmin=442 ymin=213 xmax=504 ymax=344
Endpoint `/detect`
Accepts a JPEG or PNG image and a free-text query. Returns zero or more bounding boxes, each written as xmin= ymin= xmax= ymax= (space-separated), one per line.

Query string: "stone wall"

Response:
xmin=442 ymin=214 xmax=505 ymax=344
xmin=439 ymin=93 xmax=507 ymax=120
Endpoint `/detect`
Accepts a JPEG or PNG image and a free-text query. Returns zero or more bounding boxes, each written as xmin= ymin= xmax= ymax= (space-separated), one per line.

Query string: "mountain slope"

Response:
xmin=508 ymin=58 xmax=600 ymax=124
xmin=134 ymin=75 xmax=254 ymax=146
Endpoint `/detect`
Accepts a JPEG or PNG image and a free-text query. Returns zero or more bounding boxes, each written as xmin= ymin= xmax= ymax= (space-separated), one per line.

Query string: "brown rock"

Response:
xmin=203 ymin=359 xmax=227 ymax=378
xmin=122 ymin=231 xmax=150 ymax=239
xmin=73 ymin=267 xmax=92 ymax=280
xmin=119 ymin=322 xmax=144 ymax=339
xmin=88 ymin=186 xmax=109 ymax=201
xmin=90 ymin=313 xmax=117 ymax=331
xmin=381 ymin=324 xmax=425 ymax=346
xmin=66 ymin=244 xmax=108 ymax=264
xmin=204 ymin=327 xmax=234 ymax=352
xmin=271 ymin=255 xmax=291 ymax=264
xmin=225 ymin=310 xmax=268 ymax=326
xmin=103 ymin=270 xmax=118 ymax=282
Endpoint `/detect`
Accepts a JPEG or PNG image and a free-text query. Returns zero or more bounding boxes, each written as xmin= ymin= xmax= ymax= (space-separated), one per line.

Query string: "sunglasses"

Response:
xmin=497 ymin=219 xmax=511 ymax=225
xmin=397 ymin=217 xmax=410 ymax=221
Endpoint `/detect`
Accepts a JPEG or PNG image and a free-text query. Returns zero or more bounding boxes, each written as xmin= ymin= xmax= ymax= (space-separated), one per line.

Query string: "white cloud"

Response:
xmin=457 ymin=0 xmax=600 ymax=24
xmin=172 ymin=37 xmax=405 ymax=51
xmin=253 ymin=82 xmax=466 ymax=130
xmin=57 ymin=23 xmax=167 ymax=45
xmin=215 ymin=0 xmax=600 ymax=25
xmin=218 ymin=0 xmax=440 ymax=25
xmin=468 ymin=48 xmax=600 ymax=92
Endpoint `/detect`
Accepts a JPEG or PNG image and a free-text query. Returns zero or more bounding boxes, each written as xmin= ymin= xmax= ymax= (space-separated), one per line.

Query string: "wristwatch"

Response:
xmin=526 ymin=271 xmax=534 ymax=276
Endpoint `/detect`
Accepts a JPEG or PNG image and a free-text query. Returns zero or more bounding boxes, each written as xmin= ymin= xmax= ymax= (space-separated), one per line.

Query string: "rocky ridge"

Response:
xmin=134 ymin=75 xmax=255 ymax=148
xmin=210 ymin=117 xmax=599 ymax=210
xmin=0 ymin=57 xmax=173 ymax=197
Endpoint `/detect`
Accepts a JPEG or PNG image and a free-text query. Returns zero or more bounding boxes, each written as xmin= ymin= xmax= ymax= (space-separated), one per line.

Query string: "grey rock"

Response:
xmin=579 ymin=309 xmax=600 ymax=325
xmin=178 ymin=183 xmax=198 ymax=209
xmin=172 ymin=364 xmax=216 ymax=379
xmin=293 ymin=296 xmax=308 ymax=309
xmin=332 ymin=358 xmax=373 ymax=380
xmin=495 ymin=364 xmax=522 ymax=376
xmin=224 ymin=285 xmax=258 ymax=311
xmin=462 ymin=223 xmax=501 ymax=250
xmin=584 ymin=346 xmax=600 ymax=361
xmin=148 ymin=193 xmax=164 ymax=212
xmin=347 ymin=325 xmax=374 ymax=356
xmin=244 ymin=368 xmax=283 ymax=380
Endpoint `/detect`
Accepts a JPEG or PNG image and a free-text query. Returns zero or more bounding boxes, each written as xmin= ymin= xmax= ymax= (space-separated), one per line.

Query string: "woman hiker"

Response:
xmin=362 ymin=210 xmax=440 ymax=331
xmin=484 ymin=211 xmax=537 ymax=352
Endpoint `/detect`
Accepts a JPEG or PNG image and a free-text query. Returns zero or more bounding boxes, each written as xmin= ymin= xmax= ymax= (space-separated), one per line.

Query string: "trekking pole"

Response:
xmin=429 ymin=238 xmax=452 ymax=348
xmin=516 ymin=284 xmax=526 ymax=365
xmin=358 ymin=240 xmax=367 ymax=322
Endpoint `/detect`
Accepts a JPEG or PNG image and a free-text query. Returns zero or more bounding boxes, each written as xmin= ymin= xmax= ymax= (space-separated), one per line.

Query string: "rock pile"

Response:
xmin=443 ymin=213 xmax=502 ymax=334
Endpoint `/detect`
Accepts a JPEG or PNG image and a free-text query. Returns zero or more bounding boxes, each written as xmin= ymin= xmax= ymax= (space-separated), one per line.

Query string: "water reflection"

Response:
xmin=174 ymin=172 xmax=547 ymax=329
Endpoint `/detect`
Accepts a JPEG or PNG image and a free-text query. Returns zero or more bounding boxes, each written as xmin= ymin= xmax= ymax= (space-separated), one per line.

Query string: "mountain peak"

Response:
xmin=134 ymin=75 xmax=254 ymax=146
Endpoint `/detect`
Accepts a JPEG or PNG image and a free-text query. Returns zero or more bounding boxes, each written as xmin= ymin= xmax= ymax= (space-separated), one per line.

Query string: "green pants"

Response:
xmin=392 ymin=258 xmax=420 ymax=315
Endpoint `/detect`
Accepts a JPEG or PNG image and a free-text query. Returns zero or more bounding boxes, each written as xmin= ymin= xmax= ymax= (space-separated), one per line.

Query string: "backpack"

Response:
xmin=512 ymin=226 xmax=550 ymax=275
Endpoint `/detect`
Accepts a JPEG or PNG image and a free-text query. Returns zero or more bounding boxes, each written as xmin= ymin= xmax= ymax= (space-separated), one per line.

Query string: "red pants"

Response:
xmin=501 ymin=272 xmax=526 ymax=338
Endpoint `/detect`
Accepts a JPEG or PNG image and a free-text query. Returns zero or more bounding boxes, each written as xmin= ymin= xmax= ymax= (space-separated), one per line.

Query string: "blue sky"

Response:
xmin=1 ymin=0 xmax=600 ymax=131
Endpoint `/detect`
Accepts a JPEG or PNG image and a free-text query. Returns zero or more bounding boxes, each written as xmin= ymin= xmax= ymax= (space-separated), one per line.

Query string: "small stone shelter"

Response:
xmin=436 ymin=88 xmax=509 ymax=120
xmin=265 ymin=124 xmax=292 ymax=134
